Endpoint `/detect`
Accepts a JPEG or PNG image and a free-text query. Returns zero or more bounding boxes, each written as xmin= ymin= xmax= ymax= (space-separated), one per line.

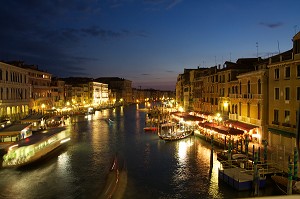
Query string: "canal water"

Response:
xmin=0 ymin=104 xmax=282 ymax=199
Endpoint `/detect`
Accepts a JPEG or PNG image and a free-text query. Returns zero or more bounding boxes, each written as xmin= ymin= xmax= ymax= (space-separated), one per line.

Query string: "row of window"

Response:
xmin=273 ymin=109 xmax=292 ymax=124
xmin=0 ymin=69 xmax=27 ymax=83
xmin=274 ymin=65 xmax=300 ymax=79
xmin=274 ymin=87 xmax=300 ymax=100
xmin=203 ymin=79 xmax=262 ymax=95
xmin=0 ymin=88 xmax=28 ymax=100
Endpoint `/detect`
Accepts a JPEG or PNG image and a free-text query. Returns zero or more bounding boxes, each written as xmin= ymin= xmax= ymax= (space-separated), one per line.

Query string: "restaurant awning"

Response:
xmin=224 ymin=120 xmax=257 ymax=131
xmin=199 ymin=122 xmax=244 ymax=136
xmin=171 ymin=112 xmax=205 ymax=122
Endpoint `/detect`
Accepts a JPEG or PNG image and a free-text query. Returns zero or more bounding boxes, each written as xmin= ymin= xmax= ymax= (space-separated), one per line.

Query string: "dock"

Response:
xmin=218 ymin=167 xmax=266 ymax=191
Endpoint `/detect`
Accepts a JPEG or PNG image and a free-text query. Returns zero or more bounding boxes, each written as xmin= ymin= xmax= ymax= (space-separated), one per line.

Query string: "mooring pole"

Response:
xmin=287 ymin=156 xmax=293 ymax=195
xmin=253 ymin=152 xmax=259 ymax=196
xmin=210 ymin=134 xmax=214 ymax=168
xmin=294 ymin=147 xmax=298 ymax=180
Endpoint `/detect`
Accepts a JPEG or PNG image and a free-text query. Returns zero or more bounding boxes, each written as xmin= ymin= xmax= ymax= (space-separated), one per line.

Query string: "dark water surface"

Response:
xmin=0 ymin=104 xmax=282 ymax=199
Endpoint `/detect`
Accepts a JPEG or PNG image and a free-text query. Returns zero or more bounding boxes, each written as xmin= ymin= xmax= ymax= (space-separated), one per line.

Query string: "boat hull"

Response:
xmin=158 ymin=131 xmax=193 ymax=141
xmin=2 ymin=129 xmax=70 ymax=168
xmin=218 ymin=167 xmax=266 ymax=191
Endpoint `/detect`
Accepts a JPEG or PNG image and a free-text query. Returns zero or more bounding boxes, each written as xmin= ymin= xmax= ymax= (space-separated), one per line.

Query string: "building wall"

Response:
xmin=26 ymin=68 xmax=52 ymax=112
xmin=268 ymin=53 xmax=300 ymax=151
xmin=0 ymin=62 xmax=30 ymax=121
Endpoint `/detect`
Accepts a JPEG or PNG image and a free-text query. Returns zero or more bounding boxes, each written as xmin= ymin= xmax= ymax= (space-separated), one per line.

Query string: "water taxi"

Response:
xmin=2 ymin=127 xmax=70 ymax=168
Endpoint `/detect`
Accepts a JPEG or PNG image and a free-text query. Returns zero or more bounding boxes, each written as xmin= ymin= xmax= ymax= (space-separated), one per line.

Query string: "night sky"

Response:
xmin=1 ymin=0 xmax=299 ymax=90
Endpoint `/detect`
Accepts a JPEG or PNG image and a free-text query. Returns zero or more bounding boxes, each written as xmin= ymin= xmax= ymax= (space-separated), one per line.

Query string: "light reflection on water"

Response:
xmin=0 ymin=104 xmax=282 ymax=199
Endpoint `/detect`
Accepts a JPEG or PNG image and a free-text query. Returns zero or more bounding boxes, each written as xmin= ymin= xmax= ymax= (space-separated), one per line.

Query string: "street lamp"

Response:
xmin=215 ymin=113 xmax=222 ymax=125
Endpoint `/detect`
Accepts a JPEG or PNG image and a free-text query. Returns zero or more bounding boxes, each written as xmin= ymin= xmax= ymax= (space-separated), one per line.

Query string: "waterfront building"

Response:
xmin=197 ymin=66 xmax=219 ymax=113
xmin=176 ymin=69 xmax=194 ymax=111
xmin=176 ymin=73 xmax=184 ymax=109
xmin=0 ymin=61 xmax=30 ymax=121
xmin=95 ymin=77 xmax=133 ymax=104
xmin=267 ymin=32 xmax=300 ymax=151
xmin=231 ymin=60 xmax=269 ymax=143
xmin=88 ymin=82 xmax=109 ymax=107
xmin=176 ymin=31 xmax=300 ymax=150
xmin=71 ymin=86 xmax=85 ymax=107
xmin=8 ymin=62 xmax=52 ymax=113
xmin=51 ymin=77 xmax=66 ymax=109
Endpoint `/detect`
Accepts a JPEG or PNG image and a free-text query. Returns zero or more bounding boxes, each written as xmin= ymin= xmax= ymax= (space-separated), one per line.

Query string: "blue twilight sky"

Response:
xmin=1 ymin=0 xmax=300 ymax=90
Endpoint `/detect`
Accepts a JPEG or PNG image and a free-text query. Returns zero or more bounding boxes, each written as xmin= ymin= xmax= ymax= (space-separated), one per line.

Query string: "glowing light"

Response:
xmin=178 ymin=106 xmax=184 ymax=112
xmin=8 ymin=144 xmax=18 ymax=151
xmin=223 ymin=101 xmax=228 ymax=108
xmin=60 ymin=137 xmax=71 ymax=144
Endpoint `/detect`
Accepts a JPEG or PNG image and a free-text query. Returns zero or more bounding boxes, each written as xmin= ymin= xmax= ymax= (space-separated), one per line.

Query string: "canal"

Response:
xmin=0 ymin=104 xmax=282 ymax=199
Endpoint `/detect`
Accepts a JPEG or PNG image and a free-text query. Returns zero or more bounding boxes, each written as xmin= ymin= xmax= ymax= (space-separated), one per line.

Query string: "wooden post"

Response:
xmin=253 ymin=152 xmax=259 ymax=196
xmin=210 ymin=135 xmax=214 ymax=168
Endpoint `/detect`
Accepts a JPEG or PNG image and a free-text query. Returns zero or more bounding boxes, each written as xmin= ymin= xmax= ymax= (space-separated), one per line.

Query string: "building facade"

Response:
xmin=0 ymin=62 xmax=30 ymax=121
xmin=267 ymin=32 xmax=300 ymax=151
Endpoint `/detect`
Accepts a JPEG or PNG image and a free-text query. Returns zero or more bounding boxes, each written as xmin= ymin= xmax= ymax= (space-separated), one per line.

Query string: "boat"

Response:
xmin=271 ymin=175 xmax=300 ymax=194
xmin=143 ymin=126 xmax=157 ymax=132
xmin=218 ymin=166 xmax=266 ymax=191
xmin=2 ymin=127 xmax=70 ymax=168
xmin=158 ymin=122 xmax=193 ymax=141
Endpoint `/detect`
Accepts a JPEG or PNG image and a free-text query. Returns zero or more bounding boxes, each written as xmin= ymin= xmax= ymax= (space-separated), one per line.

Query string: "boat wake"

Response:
xmin=98 ymin=155 xmax=127 ymax=199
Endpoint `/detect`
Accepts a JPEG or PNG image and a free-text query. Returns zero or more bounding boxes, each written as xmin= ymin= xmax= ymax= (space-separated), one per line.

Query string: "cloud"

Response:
xmin=141 ymin=73 xmax=150 ymax=76
xmin=166 ymin=0 xmax=182 ymax=10
xmin=144 ymin=0 xmax=182 ymax=10
xmin=259 ymin=22 xmax=283 ymax=29
xmin=165 ymin=70 xmax=174 ymax=73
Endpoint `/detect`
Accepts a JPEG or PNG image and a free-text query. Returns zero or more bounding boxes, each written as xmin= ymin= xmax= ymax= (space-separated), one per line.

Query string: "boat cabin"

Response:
xmin=0 ymin=123 xmax=32 ymax=143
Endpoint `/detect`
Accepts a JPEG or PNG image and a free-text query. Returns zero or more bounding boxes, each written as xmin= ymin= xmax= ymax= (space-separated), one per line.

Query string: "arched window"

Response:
xmin=0 ymin=69 xmax=2 ymax=80
xmin=247 ymin=81 xmax=251 ymax=94
xmin=258 ymin=79 xmax=261 ymax=94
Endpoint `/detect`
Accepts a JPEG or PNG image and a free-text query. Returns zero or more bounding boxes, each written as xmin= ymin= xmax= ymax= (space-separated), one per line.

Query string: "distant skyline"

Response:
xmin=1 ymin=0 xmax=300 ymax=90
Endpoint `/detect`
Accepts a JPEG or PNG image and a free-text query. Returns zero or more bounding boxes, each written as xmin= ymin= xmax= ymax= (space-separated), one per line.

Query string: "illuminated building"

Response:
xmin=0 ymin=61 xmax=30 ymax=121
xmin=267 ymin=31 xmax=300 ymax=150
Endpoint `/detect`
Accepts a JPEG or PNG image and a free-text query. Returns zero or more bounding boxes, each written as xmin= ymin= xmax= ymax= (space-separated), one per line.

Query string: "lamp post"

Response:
xmin=215 ymin=113 xmax=222 ymax=125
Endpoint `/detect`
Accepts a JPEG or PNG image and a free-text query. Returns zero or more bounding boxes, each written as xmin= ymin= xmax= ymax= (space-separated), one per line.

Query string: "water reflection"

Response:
xmin=0 ymin=105 xmax=281 ymax=199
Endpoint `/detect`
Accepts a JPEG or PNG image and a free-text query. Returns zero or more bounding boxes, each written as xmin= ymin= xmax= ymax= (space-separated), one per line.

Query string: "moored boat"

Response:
xmin=271 ymin=175 xmax=300 ymax=194
xmin=158 ymin=122 xmax=193 ymax=141
xmin=2 ymin=127 xmax=70 ymax=168
xmin=143 ymin=126 xmax=158 ymax=132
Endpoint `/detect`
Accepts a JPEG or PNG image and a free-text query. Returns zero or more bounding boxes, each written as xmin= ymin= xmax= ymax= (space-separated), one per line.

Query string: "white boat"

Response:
xmin=158 ymin=122 xmax=193 ymax=141
xmin=2 ymin=127 xmax=70 ymax=168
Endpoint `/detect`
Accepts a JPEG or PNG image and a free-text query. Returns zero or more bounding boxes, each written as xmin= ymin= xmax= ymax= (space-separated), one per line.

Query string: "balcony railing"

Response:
xmin=282 ymin=123 xmax=291 ymax=127
xmin=272 ymin=121 xmax=280 ymax=125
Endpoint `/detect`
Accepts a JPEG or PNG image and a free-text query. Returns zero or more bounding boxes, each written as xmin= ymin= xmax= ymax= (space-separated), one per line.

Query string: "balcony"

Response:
xmin=243 ymin=93 xmax=253 ymax=99
xmin=252 ymin=94 xmax=263 ymax=100
xmin=282 ymin=123 xmax=291 ymax=127
xmin=272 ymin=121 xmax=280 ymax=125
